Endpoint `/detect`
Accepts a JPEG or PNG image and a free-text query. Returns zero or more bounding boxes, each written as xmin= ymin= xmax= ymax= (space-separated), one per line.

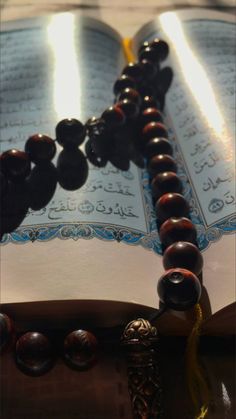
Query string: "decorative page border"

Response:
xmin=1 ymin=169 xmax=163 ymax=255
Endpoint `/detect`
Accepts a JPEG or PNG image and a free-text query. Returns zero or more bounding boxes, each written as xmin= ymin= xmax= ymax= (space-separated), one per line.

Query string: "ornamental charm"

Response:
xmin=121 ymin=319 xmax=163 ymax=419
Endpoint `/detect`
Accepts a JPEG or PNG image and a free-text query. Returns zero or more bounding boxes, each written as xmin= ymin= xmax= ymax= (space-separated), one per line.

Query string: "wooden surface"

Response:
xmin=0 ymin=1 xmax=236 ymax=418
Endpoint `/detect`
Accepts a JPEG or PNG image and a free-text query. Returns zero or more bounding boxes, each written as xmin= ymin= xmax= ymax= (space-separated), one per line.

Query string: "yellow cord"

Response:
xmin=186 ymin=304 xmax=210 ymax=419
xmin=122 ymin=38 xmax=136 ymax=63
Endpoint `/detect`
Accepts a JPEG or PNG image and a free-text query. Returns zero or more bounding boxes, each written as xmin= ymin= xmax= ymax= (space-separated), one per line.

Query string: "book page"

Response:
xmin=134 ymin=9 xmax=236 ymax=316
xmin=0 ymin=13 xmax=164 ymax=325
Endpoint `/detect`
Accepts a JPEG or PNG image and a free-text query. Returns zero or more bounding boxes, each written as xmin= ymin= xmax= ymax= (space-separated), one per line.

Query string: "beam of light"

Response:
xmin=159 ymin=12 xmax=233 ymax=161
xmin=47 ymin=13 xmax=81 ymax=120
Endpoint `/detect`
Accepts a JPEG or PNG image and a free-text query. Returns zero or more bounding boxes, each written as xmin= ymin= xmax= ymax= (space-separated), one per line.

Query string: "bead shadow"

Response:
xmin=57 ymin=148 xmax=88 ymax=191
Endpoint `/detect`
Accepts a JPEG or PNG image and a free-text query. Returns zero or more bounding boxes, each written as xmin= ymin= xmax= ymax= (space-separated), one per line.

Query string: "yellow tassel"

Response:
xmin=186 ymin=304 xmax=210 ymax=419
xmin=122 ymin=38 xmax=136 ymax=63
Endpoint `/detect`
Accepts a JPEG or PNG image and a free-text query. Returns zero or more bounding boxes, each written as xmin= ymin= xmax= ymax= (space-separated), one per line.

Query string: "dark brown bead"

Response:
xmin=138 ymin=41 xmax=149 ymax=55
xmin=150 ymin=39 xmax=169 ymax=61
xmin=113 ymin=74 xmax=136 ymax=95
xmin=116 ymin=99 xmax=139 ymax=119
xmin=139 ymin=46 xmax=157 ymax=63
xmin=0 ymin=171 xmax=8 ymax=195
xmin=118 ymin=88 xmax=141 ymax=106
xmin=0 ymin=313 xmax=14 ymax=352
xmin=0 ymin=149 xmax=31 ymax=181
xmin=163 ymin=241 xmax=203 ymax=276
xmin=56 ymin=118 xmax=86 ymax=148
xmin=148 ymin=154 xmax=177 ymax=176
xmin=25 ymin=134 xmax=56 ymax=164
xmin=151 ymin=171 xmax=183 ymax=199
xmin=122 ymin=62 xmax=143 ymax=82
xmin=15 ymin=332 xmax=54 ymax=376
xmin=157 ymin=268 xmax=201 ymax=311
xmin=140 ymin=108 xmax=163 ymax=126
xmin=64 ymin=329 xmax=98 ymax=371
xmin=144 ymin=138 xmax=173 ymax=159
xmin=141 ymin=95 xmax=158 ymax=110
xmin=159 ymin=217 xmax=197 ymax=249
xmin=101 ymin=105 xmax=126 ymax=128
xmin=142 ymin=122 xmax=168 ymax=140
xmin=155 ymin=193 xmax=190 ymax=223
xmin=140 ymin=59 xmax=158 ymax=80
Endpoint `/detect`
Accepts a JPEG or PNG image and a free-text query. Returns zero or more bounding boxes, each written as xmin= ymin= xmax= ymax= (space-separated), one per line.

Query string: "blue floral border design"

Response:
xmin=0 ymin=169 xmax=163 ymax=254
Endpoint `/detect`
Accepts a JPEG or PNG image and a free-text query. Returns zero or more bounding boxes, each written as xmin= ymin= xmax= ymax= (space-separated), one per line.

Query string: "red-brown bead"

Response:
xmin=122 ymin=62 xmax=143 ymax=82
xmin=64 ymin=329 xmax=98 ymax=371
xmin=102 ymin=105 xmax=126 ymax=128
xmin=150 ymin=39 xmax=169 ymax=61
xmin=163 ymin=241 xmax=203 ymax=276
xmin=148 ymin=154 xmax=177 ymax=176
xmin=155 ymin=193 xmax=190 ymax=223
xmin=56 ymin=118 xmax=86 ymax=148
xmin=144 ymin=138 xmax=173 ymax=159
xmin=118 ymin=88 xmax=141 ymax=106
xmin=0 ymin=149 xmax=31 ymax=181
xmin=142 ymin=122 xmax=168 ymax=140
xmin=159 ymin=217 xmax=197 ymax=249
xmin=140 ymin=108 xmax=163 ymax=126
xmin=157 ymin=268 xmax=201 ymax=311
xmin=25 ymin=134 xmax=56 ymax=164
xmin=15 ymin=332 xmax=54 ymax=376
xmin=151 ymin=171 xmax=183 ymax=199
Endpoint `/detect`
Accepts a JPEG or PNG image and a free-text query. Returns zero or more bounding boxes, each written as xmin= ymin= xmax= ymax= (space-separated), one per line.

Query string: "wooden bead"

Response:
xmin=116 ymin=99 xmax=139 ymax=119
xmin=151 ymin=171 xmax=183 ymax=199
xmin=0 ymin=171 xmax=8 ymax=195
xmin=0 ymin=313 xmax=14 ymax=352
xmin=122 ymin=62 xmax=143 ymax=82
xmin=118 ymin=88 xmax=141 ymax=106
xmin=150 ymin=39 xmax=169 ymax=61
xmin=142 ymin=122 xmax=168 ymax=141
xmin=25 ymin=134 xmax=56 ymax=164
xmin=56 ymin=118 xmax=86 ymax=148
xmin=144 ymin=138 xmax=173 ymax=159
xmin=113 ymin=75 xmax=136 ymax=95
xmin=64 ymin=329 xmax=98 ymax=371
xmin=140 ymin=108 xmax=163 ymax=126
xmin=138 ymin=46 xmax=157 ymax=64
xmin=101 ymin=105 xmax=126 ymax=128
xmin=15 ymin=332 xmax=54 ymax=376
xmin=159 ymin=217 xmax=197 ymax=249
xmin=148 ymin=154 xmax=177 ymax=176
xmin=140 ymin=59 xmax=157 ymax=80
xmin=163 ymin=241 xmax=203 ymax=276
xmin=0 ymin=149 xmax=31 ymax=182
xmin=155 ymin=193 xmax=190 ymax=224
xmin=141 ymin=95 xmax=158 ymax=110
xmin=57 ymin=149 xmax=88 ymax=190
xmin=157 ymin=268 xmax=201 ymax=311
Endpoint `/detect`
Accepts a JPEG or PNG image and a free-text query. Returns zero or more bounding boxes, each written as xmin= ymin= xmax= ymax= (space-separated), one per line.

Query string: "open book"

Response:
xmin=1 ymin=8 xmax=235 ymax=335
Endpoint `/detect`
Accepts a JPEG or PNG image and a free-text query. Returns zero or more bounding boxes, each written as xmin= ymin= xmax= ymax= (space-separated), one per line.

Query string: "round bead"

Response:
xmin=140 ymin=108 xmax=163 ymax=126
xmin=64 ymin=329 xmax=98 ymax=371
xmin=0 ymin=171 xmax=8 ymax=195
xmin=56 ymin=118 xmax=86 ymax=148
xmin=101 ymin=106 xmax=126 ymax=128
xmin=151 ymin=171 xmax=183 ymax=199
xmin=163 ymin=241 xmax=203 ymax=276
xmin=0 ymin=313 xmax=14 ymax=352
xmin=144 ymin=138 xmax=173 ymax=159
xmin=25 ymin=134 xmax=56 ymax=164
xmin=113 ymin=75 xmax=136 ymax=95
xmin=159 ymin=217 xmax=197 ymax=249
xmin=138 ymin=41 xmax=149 ymax=55
xmin=122 ymin=62 xmax=143 ymax=82
xmin=118 ymin=88 xmax=141 ymax=106
xmin=57 ymin=149 xmax=88 ymax=190
xmin=0 ymin=149 xmax=31 ymax=182
xmin=148 ymin=154 xmax=177 ymax=176
xmin=139 ymin=46 xmax=157 ymax=63
xmin=150 ymin=39 xmax=169 ymax=61
xmin=140 ymin=59 xmax=158 ymax=80
xmin=155 ymin=193 xmax=190 ymax=223
xmin=116 ymin=99 xmax=139 ymax=119
xmin=15 ymin=332 xmax=54 ymax=376
xmin=142 ymin=122 xmax=168 ymax=141
xmin=141 ymin=95 xmax=158 ymax=110
xmin=157 ymin=268 xmax=201 ymax=311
